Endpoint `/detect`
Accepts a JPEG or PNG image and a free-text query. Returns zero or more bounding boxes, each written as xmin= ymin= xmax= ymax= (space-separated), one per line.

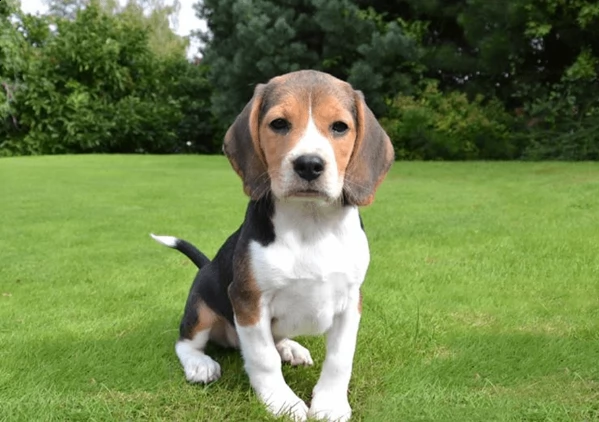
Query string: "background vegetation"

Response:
xmin=1 ymin=0 xmax=598 ymax=159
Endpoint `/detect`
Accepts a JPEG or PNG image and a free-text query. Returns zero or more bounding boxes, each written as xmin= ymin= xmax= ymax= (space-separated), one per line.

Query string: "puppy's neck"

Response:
xmin=271 ymin=197 xmax=357 ymax=238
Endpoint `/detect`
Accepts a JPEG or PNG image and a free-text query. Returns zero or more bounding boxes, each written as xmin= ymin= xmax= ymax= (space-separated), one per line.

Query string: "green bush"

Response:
xmin=160 ymin=59 xmax=222 ymax=154
xmin=0 ymin=2 xmax=218 ymax=156
xmin=381 ymin=81 xmax=517 ymax=160
xmin=517 ymin=79 xmax=599 ymax=161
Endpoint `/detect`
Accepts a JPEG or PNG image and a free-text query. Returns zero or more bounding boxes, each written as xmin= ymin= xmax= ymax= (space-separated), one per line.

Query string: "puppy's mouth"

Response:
xmin=287 ymin=189 xmax=327 ymax=199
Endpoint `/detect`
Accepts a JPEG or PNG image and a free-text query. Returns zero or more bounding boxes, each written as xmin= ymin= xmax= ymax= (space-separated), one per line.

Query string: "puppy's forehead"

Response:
xmin=260 ymin=71 xmax=355 ymax=120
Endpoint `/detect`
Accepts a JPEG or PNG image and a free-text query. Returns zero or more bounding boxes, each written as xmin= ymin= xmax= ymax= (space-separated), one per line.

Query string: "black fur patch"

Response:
xmin=179 ymin=195 xmax=275 ymax=338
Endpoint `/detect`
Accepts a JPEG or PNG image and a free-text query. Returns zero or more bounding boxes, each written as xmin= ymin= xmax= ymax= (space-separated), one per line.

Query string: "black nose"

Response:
xmin=293 ymin=154 xmax=325 ymax=182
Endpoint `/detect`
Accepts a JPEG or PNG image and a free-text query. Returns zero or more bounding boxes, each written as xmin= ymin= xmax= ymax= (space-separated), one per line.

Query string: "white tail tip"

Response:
xmin=150 ymin=233 xmax=178 ymax=248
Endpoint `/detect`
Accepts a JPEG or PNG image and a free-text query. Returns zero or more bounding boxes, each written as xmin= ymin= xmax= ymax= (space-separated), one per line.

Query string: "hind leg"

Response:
xmin=209 ymin=318 xmax=240 ymax=349
xmin=175 ymin=300 xmax=222 ymax=383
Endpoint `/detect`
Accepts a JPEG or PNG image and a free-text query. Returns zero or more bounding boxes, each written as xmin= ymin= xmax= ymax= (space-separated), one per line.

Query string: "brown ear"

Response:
xmin=344 ymin=91 xmax=395 ymax=206
xmin=222 ymin=85 xmax=269 ymax=200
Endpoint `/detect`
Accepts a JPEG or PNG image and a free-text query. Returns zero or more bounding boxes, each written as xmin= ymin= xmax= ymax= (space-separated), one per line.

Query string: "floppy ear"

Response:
xmin=343 ymin=91 xmax=395 ymax=206
xmin=223 ymin=84 xmax=269 ymax=200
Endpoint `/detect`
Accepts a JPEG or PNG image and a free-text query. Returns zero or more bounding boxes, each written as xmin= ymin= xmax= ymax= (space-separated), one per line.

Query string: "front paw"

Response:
xmin=258 ymin=386 xmax=308 ymax=421
xmin=309 ymin=392 xmax=351 ymax=422
xmin=276 ymin=339 xmax=314 ymax=367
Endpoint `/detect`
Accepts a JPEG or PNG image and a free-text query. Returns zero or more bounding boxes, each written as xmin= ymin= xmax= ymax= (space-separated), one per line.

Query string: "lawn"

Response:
xmin=1 ymin=155 xmax=598 ymax=421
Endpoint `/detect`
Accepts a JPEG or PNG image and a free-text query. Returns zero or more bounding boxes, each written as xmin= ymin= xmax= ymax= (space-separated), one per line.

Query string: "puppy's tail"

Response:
xmin=150 ymin=233 xmax=211 ymax=269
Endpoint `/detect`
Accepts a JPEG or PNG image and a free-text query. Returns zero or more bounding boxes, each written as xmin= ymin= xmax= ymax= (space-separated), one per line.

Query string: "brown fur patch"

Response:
xmin=209 ymin=319 xmax=240 ymax=348
xmin=343 ymin=91 xmax=394 ymax=206
xmin=228 ymin=255 xmax=262 ymax=327
xmin=190 ymin=301 xmax=219 ymax=337
xmin=223 ymin=84 xmax=269 ymax=200
xmin=189 ymin=301 xmax=239 ymax=348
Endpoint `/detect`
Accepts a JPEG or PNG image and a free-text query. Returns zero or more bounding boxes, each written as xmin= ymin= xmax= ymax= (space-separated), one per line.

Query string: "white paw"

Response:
xmin=309 ymin=393 xmax=351 ymax=422
xmin=276 ymin=339 xmax=314 ymax=367
xmin=180 ymin=352 xmax=221 ymax=384
xmin=258 ymin=386 xmax=308 ymax=421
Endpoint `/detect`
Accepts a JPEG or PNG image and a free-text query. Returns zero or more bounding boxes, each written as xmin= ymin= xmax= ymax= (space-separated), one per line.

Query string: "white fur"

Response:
xmin=239 ymin=200 xmax=369 ymax=422
xmin=309 ymin=305 xmax=361 ymax=422
xmin=175 ymin=330 xmax=221 ymax=384
xmin=236 ymin=315 xmax=309 ymax=421
xmin=272 ymin=111 xmax=343 ymax=200
xmin=150 ymin=233 xmax=178 ymax=248
xmin=251 ymin=202 xmax=368 ymax=338
xmin=309 ymin=393 xmax=352 ymax=422
xmin=276 ymin=339 xmax=314 ymax=366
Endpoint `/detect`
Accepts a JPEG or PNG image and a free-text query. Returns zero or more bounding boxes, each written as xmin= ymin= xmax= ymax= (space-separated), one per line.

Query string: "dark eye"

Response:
xmin=331 ymin=121 xmax=349 ymax=135
xmin=269 ymin=118 xmax=290 ymax=133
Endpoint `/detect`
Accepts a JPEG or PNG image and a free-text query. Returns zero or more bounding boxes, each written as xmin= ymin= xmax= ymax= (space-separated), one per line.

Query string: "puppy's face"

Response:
xmin=224 ymin=70 xmax=394 ymax=206
xmin=258 ymin=74 xmax=356 ymax=202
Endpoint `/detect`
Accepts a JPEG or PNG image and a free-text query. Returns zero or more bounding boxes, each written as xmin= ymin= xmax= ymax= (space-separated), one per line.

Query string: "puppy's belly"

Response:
xmin=269 ymin=278 xmax=349 ymax=339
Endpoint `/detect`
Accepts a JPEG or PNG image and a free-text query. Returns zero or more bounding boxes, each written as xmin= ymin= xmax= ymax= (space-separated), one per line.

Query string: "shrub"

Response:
xmin=380 ymin=81 xmax=517 ymax=160
xmin=160 ymin=59 xmax=222 ymax=154
xmin=517 ymin=79 xmax=599 ymax=161
xmin=0 ymin=2 xmax=218 ymax=156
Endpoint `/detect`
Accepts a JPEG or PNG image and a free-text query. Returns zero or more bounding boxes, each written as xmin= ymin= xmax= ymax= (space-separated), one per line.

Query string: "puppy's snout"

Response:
xmin=293 ymin=154 xmax=325 ymax=182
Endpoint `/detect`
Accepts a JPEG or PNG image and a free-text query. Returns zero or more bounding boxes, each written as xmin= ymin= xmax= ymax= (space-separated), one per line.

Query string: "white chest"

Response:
xmin=249 ymin=203 xmax=370 ymax=338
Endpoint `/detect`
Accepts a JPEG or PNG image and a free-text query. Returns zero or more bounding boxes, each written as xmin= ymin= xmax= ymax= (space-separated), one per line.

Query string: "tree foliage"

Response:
xmin=359 ymin=0 xmax=599 ymax=159
xmin=0 ymin=0 xmax=216 ymax=156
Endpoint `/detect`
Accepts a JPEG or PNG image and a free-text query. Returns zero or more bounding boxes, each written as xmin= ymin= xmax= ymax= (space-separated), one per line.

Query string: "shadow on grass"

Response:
xmin=7 ymin=318 xmax=234 ymax=390
xmin=6 ymin=315 xmax=322 ymax=405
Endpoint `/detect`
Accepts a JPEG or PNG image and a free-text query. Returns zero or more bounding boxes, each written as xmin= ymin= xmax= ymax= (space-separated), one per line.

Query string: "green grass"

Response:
xmin=1 ymin=155 xmax=599 ymax=421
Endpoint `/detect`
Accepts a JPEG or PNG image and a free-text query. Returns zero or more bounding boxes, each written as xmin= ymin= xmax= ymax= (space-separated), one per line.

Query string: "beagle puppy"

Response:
xmin=152 ymin=70 xmax=394 ymax=421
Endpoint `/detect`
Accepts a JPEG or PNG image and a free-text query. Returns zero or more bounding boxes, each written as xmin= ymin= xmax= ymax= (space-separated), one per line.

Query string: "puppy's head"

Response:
xmin=223 ymin=70 xmax=394 ymax=206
